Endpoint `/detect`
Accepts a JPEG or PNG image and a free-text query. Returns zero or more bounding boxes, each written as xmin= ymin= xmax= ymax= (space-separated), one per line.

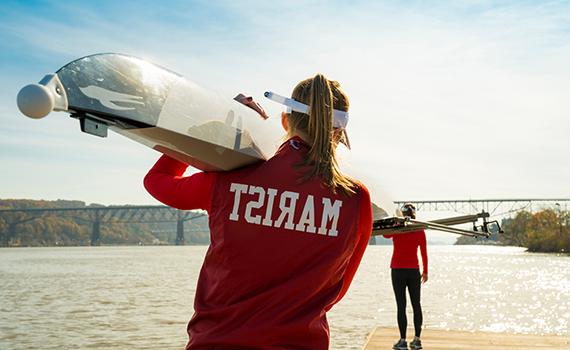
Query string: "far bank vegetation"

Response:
xmin=456 ymin=208 xmax=569 ymax=253
xmin=0 ymin=199 xmax=210 ymax=247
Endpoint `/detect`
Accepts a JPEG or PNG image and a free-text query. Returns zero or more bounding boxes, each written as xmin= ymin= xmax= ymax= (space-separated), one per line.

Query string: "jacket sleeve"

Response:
xmin=143 ymin=154 xmax=217 ymax=212
xmin=328 ymin=184 xmax=373 ymax=308
xmin=419 ymin=230 xmax=428 ymax=273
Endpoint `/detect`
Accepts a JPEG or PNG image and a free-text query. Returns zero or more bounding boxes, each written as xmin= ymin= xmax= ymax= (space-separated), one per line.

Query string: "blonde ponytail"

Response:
xmin=288 ymin=74 xmax=356 ymax=195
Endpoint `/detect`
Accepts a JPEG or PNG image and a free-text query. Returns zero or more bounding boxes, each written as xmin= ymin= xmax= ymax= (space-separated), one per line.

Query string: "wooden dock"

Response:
xmin=362 ymin=327 xmax=570 ymax=350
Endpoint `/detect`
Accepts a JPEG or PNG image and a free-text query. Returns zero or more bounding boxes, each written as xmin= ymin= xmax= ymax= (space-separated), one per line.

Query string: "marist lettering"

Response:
xmin=228 ymin=182 xmax=343 ymax=237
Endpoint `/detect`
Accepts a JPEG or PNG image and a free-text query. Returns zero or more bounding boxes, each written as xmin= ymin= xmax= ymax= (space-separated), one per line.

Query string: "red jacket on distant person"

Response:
xmin=385 ymin=230 xmax=428 ymax=273
xmin=144 ymin=137 xmax=373 ymax=350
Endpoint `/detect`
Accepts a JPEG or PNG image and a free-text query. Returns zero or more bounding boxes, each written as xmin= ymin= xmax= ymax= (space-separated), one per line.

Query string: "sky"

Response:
xmin=1 ymin=0 xmax=569 ymax=215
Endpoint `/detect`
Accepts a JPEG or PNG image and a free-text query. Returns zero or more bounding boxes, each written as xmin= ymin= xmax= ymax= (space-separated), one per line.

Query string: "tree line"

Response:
xmin=0 ymin=199 xmax=210 ymax=247
xmin=456 ymin=208 xmax=569 ymax=253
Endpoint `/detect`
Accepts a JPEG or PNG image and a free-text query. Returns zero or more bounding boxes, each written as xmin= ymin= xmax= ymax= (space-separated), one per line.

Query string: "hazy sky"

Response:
xmin=1 ymin=0 xmax=569 ymax=211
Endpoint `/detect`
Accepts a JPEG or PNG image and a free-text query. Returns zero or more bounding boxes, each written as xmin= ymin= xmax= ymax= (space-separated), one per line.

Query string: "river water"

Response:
xmin=0 ymin=246 xmax=568 ymax=349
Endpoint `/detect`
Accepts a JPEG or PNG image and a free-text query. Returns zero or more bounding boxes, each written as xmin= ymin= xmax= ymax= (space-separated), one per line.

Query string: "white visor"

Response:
xmin=264 ymin=91 xmax=350 ymax=149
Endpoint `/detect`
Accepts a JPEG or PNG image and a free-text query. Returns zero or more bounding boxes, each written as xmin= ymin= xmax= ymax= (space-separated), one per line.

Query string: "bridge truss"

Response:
xmin=393 ymin=198 xmax=570 ymax=217
xmin=0 ymin=206 xmax=206 ymax=246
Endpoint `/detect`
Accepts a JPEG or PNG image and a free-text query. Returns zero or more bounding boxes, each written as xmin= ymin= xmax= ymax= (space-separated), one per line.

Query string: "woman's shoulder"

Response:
xmin=214 ymin=159 xmax=267 ymax=180
xmin=353 ymin=179 xmax=369 ymax=193
xmin=346 ymin=177 xmax=370 ymax=201
xmin=337 ymin=179 xmax=371 ymax=215
xmin=408 ymin=229 xmax=426 ymax=238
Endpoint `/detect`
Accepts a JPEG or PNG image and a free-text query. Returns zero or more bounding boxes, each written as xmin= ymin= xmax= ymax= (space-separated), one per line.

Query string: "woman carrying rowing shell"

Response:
xmin=384 ymin=203 xmax=428 ymax=350
xmin=144 ymin=74 xmax=373 ymax=350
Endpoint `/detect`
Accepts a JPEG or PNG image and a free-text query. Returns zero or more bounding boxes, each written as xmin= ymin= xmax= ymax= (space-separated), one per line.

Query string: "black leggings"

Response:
xmin=391 ymin=268 xmax=422 ymax=339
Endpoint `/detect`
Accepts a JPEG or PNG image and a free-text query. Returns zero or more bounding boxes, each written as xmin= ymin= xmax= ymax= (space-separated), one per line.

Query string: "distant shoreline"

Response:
xmin=2 ymin=244 xmax=568 ymax=257
xmin=2 ymin=199 xmax=567 ymax=253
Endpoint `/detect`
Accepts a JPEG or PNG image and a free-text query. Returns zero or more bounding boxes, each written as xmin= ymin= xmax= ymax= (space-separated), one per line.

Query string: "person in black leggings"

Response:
xmin=384 ymin=203 xmax=428 ymax=350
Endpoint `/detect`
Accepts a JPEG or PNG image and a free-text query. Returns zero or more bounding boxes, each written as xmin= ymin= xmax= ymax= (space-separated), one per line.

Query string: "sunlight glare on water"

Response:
xmin=0 ymin=245 xmax=568 ymax=350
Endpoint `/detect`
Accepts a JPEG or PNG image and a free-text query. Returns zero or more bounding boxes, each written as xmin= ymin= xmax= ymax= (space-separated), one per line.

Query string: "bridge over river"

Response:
xmin=0 ymin=205 xmax=206 ymax=246
xmin=394 ymin=198 xmax=569 ymax=216
xmin=1 ymin=198 xmax=567 ymax=246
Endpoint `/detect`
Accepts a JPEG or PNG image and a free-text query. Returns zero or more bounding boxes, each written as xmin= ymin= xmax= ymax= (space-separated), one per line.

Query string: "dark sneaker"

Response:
xmin=392 ymin=339 xmax=408 ymax=350
xmin=410 ymin=338 xmax=423 ymax=350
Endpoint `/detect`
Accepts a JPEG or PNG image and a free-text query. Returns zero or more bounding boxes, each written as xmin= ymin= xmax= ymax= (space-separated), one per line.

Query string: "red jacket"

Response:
xmin=385 ymin=230 xmax=428 ymax=273
xmin=144 ymin=137 xmax=373 ymax=350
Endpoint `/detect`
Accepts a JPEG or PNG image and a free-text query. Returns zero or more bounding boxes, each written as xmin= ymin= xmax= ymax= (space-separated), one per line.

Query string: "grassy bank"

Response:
xmin=456 ymin=208 xmax=569 ymax=253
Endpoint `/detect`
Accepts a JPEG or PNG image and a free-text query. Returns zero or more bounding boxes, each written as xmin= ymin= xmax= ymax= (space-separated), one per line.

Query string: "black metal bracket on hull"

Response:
xmin=71 ymin=112 xmax=109 ymax=138
xmin=80 ymin=116 xmax=108 ymax=137
xmin=70 ymin=109 xmax=154 ymax=139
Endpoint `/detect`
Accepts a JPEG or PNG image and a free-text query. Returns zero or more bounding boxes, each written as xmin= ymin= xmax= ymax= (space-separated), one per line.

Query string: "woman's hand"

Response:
xmin=421 ymin=272 xmax=428 ymax=284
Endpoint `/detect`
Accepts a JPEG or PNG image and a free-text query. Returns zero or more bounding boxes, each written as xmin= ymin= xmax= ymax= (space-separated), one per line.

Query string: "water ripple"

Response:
xmin=0 ymin=245 xmax=568 ymax=350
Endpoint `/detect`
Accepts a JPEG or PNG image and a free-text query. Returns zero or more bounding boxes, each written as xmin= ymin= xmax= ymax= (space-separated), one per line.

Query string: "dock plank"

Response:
xmin=362 ymin=327 xmax=570 ymax=350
